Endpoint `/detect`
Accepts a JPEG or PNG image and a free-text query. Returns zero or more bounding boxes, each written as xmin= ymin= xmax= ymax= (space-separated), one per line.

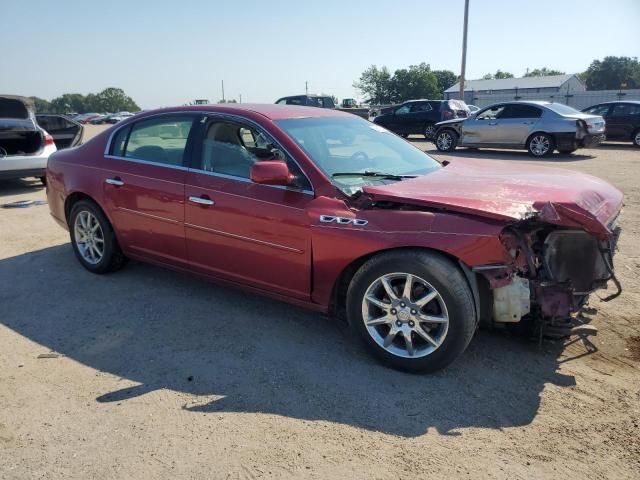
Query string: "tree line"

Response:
xmin=30 ymin=87 xmax=140 ymax=114
xmin=355 ymin=56 xmax=640 ymax=104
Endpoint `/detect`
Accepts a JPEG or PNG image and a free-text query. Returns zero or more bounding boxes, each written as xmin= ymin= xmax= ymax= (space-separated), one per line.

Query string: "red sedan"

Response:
xmin=46 ymin=104 xmax=623 ymax=372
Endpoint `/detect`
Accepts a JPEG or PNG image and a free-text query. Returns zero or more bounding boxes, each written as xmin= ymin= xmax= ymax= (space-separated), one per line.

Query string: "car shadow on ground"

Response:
xmin=0 ymin=178 xmax=44 ymax=198
xmin=0 ymin=245 xmax=578 ymax=437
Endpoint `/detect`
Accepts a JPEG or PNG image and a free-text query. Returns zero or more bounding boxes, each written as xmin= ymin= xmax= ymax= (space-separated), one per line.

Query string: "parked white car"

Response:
xmin=0 ymin=96 xmax=81 ymax=184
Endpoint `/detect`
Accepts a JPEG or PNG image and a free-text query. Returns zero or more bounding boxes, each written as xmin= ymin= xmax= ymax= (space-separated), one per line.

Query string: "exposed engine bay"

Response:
xmin=476 ymin=217 xmax=621 ymax=335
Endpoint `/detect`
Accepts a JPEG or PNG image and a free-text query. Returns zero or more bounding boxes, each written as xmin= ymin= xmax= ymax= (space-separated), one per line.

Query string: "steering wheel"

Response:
xmin=349 ymin=151 xmax=370 ymax=166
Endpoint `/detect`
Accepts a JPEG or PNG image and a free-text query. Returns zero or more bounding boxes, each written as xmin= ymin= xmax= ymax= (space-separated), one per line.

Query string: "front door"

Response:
xmin=606 ymin=103 xmax=640 ymax=139
xmin=102 ymin=113 xmax=199 ymax=265
xmin=461 ymin=104 xmax=505 ymax=144
xmin=184 ymin=117 xmax=314 ymax=299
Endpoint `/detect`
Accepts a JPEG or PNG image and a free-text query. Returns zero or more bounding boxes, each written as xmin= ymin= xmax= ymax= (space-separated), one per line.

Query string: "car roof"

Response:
xmin=587 ymin=100 xmax=640 ymax=105
xmin=135 ymin=103 xmax=350 ymax=121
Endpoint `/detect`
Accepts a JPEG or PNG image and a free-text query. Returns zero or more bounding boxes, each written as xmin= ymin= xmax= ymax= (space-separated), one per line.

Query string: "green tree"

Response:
xmin=390 ymin=63 xmax=439 ymax=102
xmin=524 ymin=67 xmax=565 ymax=77
xmin=482 ymin=70 xmax=514 ymax=80
xmin=432 ymin=70 xmax=457 ymax=96
xmin=29 ymin=96 xmax=51 ymax=113
xmin=93 ymin=87 xmax=139 ymax=112
xmin=50 ymin=93 xmax=87 ymax=113
xmin=582 ymin=56 xmax=640 ymax=90
xmin=353 ymin=65 xmax=394 ymax=104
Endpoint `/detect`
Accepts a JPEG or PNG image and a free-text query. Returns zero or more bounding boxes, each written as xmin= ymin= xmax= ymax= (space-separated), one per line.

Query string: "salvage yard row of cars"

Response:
xmin=0 ymin=94 xmax=633 ymax=372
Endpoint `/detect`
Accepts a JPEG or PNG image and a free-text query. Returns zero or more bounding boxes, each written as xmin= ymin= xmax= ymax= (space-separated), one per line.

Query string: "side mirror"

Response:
xmin=250 ymin=160 xmax=293 ymax=186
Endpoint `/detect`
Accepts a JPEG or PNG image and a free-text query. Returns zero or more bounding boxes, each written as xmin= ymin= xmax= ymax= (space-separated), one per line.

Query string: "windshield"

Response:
xmin=545 ymin=103 xmax=582 ymax=116
xmin=275 ymin=116 xmax=441 ymax=194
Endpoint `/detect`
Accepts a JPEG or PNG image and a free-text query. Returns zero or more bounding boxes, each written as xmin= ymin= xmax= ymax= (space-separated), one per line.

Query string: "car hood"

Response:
xmin=362 ymin=159 xmax=623 ymax=237
xmin=436 ymin=118 xmax=465 ymax=126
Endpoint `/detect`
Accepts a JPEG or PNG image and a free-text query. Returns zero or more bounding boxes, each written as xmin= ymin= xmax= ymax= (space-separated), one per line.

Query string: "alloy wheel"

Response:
xmin=436 ymin=132 xmax=453 ymax=150
xmin=634 ymin=131 xmax=640 ymax=147
xmin=424 ymin=124 xmax=436 ymax=139
xmin=530 ymin=135 xmax=550 ymax=156
xmin=361 ymin=272 xmax=450 ymax=358
xmin=73 ymin=210 xmax=105 ymax=265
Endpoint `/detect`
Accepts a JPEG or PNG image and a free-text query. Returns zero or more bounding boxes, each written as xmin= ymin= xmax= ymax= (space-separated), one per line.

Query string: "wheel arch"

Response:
xmin=64 ymin=191 xmax=116 ymax=235
xmin=328 ymin=246 xmax=487 ymax=325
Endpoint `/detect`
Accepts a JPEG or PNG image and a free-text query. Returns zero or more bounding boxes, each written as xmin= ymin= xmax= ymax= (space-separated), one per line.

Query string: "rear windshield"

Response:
xmin=545 ymin=103 xmax=582 ymax=116
xmin=0 ymin=98 xmax=30 ymax=119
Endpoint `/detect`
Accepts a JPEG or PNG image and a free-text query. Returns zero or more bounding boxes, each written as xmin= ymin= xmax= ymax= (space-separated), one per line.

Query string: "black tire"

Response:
xmin=435 ymin=129 xmax=458 ymax=152
xmin=69 ymin=200 xmax=127 ymax=274
xmin=423 ymin=122 xmax=436 ymax=140
xmin=346 ymin=250 xmax=476 ymax=373
xmin=526 ymin=132 xmax=555 ymax=157
xmin=39 ymin=176 xmax=47 ymax=186
xmin=632 ymin=129 xmax=640 ymax=148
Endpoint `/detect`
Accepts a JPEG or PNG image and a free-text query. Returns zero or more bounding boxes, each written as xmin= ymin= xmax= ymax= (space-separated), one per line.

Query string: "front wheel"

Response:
xmin=632 ymin=129 xmax=640 ymax=148
xmin=346 ymin=250 xmax=476 ymax=372
xmin=527 ymin=133 xmax=554 ymax=157
xmin=69 ymin=200 xmax=127 ymax=274
xmin=435 ymin=130 xmax=458 ymax=152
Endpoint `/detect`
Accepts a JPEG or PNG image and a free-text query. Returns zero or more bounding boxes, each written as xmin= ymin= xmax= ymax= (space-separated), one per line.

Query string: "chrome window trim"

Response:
xmin=103 ymin=110 xmax=315 ymax=196
xmin=104 ymin=154 xmax=189 ymax=171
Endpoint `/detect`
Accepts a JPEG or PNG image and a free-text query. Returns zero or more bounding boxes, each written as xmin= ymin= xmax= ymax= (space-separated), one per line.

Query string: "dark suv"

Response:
xmin=582 ymin=101 xmax=640 ymax=147
xmin=373 ymin=100 xmax=470 ymax=139
xmin=275 ymin=95 xmax=335 ymax=109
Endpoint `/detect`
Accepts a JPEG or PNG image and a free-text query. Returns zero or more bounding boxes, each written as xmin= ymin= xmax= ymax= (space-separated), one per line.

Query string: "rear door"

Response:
xmin=184 ymin=115 xmax=314 ymax=299
xmin=102 ymin=113 xmax=199 ymax=266
xmin=36 ymin=114 xmax=83 ymax=149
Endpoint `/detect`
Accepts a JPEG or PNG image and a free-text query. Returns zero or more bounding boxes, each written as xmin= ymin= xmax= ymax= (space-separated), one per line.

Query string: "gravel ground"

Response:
xmin=0 ymin=126 xmax=638 ymax=479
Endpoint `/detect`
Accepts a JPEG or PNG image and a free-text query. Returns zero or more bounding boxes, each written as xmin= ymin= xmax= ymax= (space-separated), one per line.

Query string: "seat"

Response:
xmin=131 ymin=145 xmax=168 ymax=163
xmin=202 ymin=123 xmax=256 ymax=177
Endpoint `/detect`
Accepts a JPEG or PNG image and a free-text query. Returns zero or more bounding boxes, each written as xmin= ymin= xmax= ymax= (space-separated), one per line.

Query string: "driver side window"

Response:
xmin=476 ymin=105 xmax=505 ymax=120
xmin=198 ymin=121 xmax=311 ymax=190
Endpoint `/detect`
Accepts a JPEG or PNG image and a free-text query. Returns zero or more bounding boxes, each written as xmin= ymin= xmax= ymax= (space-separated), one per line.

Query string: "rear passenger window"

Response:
xmin=119 ymin=116 xmax=195 ymax=166
xmin=110 ymin=125 xmax=131 ymax=157
xmin=500 ymin=105 xmax=542 ymax=119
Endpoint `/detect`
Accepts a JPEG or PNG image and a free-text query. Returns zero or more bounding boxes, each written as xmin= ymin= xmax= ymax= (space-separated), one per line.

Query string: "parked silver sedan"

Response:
xmin=433 ymin=101 xmax=605 ymax=157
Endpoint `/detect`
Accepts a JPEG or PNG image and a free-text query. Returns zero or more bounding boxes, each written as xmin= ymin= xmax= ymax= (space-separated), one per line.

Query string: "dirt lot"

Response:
xmin=1 ymin=126 xmax=638 ymax=479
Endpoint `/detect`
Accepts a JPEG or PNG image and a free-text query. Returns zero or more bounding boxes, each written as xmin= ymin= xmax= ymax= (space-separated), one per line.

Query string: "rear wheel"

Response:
xmin=346 ymin=250 xmax=476 ymax=372
xmin=632 ymin=129 xmax=640 ymax=148
xmin=423 ymin=123 xmax=436 ymax=140
xmin=435 ymin=130 xmax=458 ymax=152
xmin=69 ymin=200 xmax=127 ymax=274
xmin=527 ymin=133 xmax=554 ymax=157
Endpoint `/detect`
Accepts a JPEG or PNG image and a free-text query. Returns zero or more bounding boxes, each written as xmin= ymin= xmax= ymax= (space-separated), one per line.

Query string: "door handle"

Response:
xmin=488 ymin=122 xmax=498 ymax=126
xmin=523 ymin=121 xmax=535 ymax=125
xmin=189 ymin=195 xmax=215 ymax=206
xmin=105 ymin=177 xmax=124 ymax=186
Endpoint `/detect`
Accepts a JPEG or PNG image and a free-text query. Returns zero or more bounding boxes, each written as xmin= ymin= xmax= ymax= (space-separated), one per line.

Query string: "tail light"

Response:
xmin=442 ymin=110 xmax=453 ymax=120
xmin=45 ymin=134 xmax=55 ymax=146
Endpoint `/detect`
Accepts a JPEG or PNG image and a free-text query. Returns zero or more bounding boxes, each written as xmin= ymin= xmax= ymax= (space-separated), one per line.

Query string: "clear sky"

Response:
xmin=2 ymin=0 xmax=639 ymax=109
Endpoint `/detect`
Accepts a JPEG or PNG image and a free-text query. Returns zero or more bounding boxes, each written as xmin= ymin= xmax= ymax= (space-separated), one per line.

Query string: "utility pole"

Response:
xmin=459 ymin=0 xmax=469 ymax=101
xmin=305 ymin=81 xmax=308 ymax=95
xmin=222 ymin=80 xmax=225 ymax=102
xmin=239 ymin=94 xmax=242 ymax=104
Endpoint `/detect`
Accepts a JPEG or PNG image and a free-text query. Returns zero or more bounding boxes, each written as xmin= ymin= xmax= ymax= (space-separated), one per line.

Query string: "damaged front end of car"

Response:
xmin=475 ymin=213 xmax=622 ymax=337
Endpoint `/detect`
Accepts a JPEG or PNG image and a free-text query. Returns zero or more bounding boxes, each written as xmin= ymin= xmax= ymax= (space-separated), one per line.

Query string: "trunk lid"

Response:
xmin=362 ymin=159 xmax=623 ymax=237
xmin=0 ymin=96 xmax=38 ymax=132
